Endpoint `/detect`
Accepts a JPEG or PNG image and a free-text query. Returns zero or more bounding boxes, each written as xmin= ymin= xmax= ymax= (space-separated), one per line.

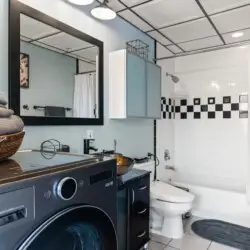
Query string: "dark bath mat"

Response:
xmin=192 ymin=219 xmax=250 ymax=250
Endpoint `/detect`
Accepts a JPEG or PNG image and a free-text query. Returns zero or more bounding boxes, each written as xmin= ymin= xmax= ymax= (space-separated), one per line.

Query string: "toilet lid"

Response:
xmin=151 ymin=181 xmax=194 ymax=203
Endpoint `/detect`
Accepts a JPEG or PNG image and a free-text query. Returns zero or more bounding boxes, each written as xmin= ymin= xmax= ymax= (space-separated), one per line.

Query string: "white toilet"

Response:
xmin=134 ymin=161 xmax=195 ymax=239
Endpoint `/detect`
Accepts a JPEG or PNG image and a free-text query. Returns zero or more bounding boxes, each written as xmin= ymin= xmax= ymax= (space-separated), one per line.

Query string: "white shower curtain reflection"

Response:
xmin=73 ymin=73 xmax=96 ymax=118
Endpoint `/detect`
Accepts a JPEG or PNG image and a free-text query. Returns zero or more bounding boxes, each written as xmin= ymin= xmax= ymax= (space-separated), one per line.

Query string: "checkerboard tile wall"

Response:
xmin=161 ymin=95 xmax=248 ymax=120
xmin=161 ymin=97 xmax=175 ymax=119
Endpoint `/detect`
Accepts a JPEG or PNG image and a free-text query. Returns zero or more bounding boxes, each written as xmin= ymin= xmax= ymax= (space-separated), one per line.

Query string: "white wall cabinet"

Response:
xmin=109 ymin=49 xmax=161 ymax=119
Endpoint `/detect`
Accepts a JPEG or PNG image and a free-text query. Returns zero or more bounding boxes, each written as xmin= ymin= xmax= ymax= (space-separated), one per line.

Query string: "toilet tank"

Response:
xmin=134 ymin=161 xmax=155 ymax=182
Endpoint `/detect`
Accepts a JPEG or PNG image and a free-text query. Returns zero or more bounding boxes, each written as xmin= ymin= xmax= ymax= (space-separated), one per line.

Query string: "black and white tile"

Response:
xmin=161 ymin=95 xmax=248 ymax=120
xmin=161 ymin=97 xmax=175 ymax=119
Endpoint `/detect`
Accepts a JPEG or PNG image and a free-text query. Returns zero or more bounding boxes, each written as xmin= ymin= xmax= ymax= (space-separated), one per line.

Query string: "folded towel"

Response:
xmin=0 ymin=115 xmax=24 ymax=135
xmin=0 ymin=98 xmax=7 ymax=106
xmin=0 ymin=108 xmax=14 ymax=118
xmin=45 ymin=106 xmax=66 ymax=117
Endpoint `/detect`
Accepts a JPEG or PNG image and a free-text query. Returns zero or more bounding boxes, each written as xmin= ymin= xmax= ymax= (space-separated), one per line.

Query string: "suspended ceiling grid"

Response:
xmin=107 ymin=0 xmax=250 ymax=59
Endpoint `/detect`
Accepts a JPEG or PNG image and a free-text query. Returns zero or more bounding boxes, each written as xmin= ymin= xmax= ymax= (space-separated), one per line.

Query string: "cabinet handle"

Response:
xmin=132 ymin=189 xmax=135 ymax=204
xmin=137 ymin=230 xmax=146 ymax=238
xmin=138 ymin=208 xmax=147 ymax=214
xmin=139 ymin=185 xmax=147 ymax=191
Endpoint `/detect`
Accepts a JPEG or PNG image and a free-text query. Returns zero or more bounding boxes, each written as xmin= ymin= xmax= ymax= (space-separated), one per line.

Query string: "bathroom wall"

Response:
xmin=156 ymin=57 xmax=175 ymax=181
xmin=0 ymin=0 xmax=8 ymax=101
xmin=157 ymin=45 xmax=249 ymax=189
xmin=0 ymin=0 xmax=155 ymax=157
xmin=20 ymin=41 xmax=76 ymax=117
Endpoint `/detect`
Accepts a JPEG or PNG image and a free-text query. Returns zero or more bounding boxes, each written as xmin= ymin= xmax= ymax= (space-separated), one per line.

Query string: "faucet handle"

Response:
xmin=165 ymin=165 xmax=176 ymax=171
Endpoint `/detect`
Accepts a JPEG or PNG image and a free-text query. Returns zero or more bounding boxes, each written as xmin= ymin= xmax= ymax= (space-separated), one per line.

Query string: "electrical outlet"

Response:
xmin=86 ymin=130 xmax=94 ymax=139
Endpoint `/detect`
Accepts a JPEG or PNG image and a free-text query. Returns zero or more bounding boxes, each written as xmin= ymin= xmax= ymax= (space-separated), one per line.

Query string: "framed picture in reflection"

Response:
xmin=20 ymin=53 xmax=29 ymax=88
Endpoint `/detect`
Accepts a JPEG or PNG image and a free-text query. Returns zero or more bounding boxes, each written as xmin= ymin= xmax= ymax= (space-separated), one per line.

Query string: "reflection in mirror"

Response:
xmin=20 ymin=14 xmax=99 ymax=118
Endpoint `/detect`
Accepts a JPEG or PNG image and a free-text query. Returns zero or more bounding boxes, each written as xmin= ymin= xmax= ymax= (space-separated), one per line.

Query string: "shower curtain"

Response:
xmin=73 ymin=73 xmax=96 ymax=118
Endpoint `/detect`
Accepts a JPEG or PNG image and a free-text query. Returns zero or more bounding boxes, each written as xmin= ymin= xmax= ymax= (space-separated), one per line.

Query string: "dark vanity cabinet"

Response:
xmin=128 ymin=176 xmax=150 ymax=250
xmin=118 ymin=170 xmax=150 ymax=250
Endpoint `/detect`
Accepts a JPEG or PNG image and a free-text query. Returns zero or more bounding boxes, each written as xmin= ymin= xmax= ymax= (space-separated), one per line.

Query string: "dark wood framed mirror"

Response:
xmin=9 ymin=0 xmax=104 ymax=125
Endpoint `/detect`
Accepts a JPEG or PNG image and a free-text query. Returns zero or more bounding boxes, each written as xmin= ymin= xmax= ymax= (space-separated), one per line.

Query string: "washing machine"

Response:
xmin=0 ymin=150 xmax=118 ymax=250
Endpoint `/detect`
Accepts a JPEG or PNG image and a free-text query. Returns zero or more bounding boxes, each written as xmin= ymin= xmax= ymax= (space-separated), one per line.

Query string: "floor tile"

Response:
xmin=150 ymin=233 xmax=172 ymax=245
xmin=169 ymin=234 xmax=211 ymax=250
xmin=164 ymin=246 xmax=179 ymax=250
xmin=209 ymin=242 xmax=239 ymax=250
xmin=148 ymin=240 xmax=166 ymax=250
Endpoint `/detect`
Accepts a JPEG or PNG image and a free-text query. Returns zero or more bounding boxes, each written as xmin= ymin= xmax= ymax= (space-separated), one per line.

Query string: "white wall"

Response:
xmin=156 ymin=59 xmax=175 ymax=181
xmin=0 ymin=0 xmax=155 ymax=156
xmin=174 ymin=47 xmax=249 ymax=186
xmin=21 ymin=41 xmax=76 ymax=117
xmin=157 ymin=45 xmax=250 ymax=190
xmin=0 ymin=0 xmax=8 ymax=101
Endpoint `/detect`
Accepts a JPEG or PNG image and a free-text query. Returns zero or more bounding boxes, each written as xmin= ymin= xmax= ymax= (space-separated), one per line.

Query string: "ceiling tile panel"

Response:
xmin=147 ymin=30 xmax=172 ymax=45
xmin=71 ymin=46 xmax=98 ymax=61
xmin=121 ymin=0 xmax=149 ymax=7
xmin=200 ymin=0 xmax=250 ymax=15
xmin=223 ymin=28 xmax=250 ymax=43
xmin=31 ymin=41 xmax=66 ymax=54
xmin=119 ymin=9 xmax=152 ymax=31
xmin=21 ymin=36 xmax=31 ymax=42
xmin=21 ymin=14 xmax=59 ymax=40
xmin=133 ymin=0 xmax=204 ymax=28
xmin=167 ymin=45 xmax=183 ymax=53
xmin=156 ymin=43 xmax=173 ymax=58
xmin=160 ymin=18 xmax=217 ymax=44
xmin=211 ymin=5 xmax=250 ymax=33
xmin=39 ymin=33 xmax=92 ymax=52
xmin=78 ymin=61 xmax=96 ymax=73
xmin=107 ymin=0 xmax=126 ymax=11
xmin=179 ymin=36 xmax=223 ymax=51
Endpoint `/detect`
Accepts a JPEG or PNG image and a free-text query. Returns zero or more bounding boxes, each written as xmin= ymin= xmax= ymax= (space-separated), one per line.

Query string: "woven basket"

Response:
xmin=0 ymin=131 xmax=25 ymax=162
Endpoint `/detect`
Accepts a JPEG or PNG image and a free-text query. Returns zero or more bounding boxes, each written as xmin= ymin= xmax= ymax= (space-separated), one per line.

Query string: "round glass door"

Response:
xmin=18 ymin=206 xmax=117 ymax=250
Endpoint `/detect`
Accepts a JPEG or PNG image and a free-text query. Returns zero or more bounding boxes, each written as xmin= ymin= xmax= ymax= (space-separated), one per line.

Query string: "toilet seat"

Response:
xmin=151 ymin=181 xmax=194 ymax=203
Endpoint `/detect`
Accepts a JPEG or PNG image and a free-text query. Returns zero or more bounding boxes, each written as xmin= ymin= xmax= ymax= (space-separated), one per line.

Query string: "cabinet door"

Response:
xmin=146 ymin=61 xmax=161 ymax=119
xmin=129 ymin=177 xmax=150 ymax=250
xmin=127 ymin=52 xmax=146 ymax=117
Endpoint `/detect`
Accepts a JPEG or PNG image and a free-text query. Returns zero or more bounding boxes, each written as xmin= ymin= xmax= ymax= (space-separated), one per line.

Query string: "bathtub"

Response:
xmin=166 ymin=172 xmax=250 ymax=228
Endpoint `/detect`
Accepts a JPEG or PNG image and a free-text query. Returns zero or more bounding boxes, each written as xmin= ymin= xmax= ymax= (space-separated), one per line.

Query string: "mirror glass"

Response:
xmin=20 ymin=14 xmax=99 ymax=118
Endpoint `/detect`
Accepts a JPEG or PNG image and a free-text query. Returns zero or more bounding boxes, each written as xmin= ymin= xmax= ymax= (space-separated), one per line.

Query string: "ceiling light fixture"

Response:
xmin=91 ymin=0 xmax=116 ymax=20
xmin=67 ymin=0 xmax=94 ymax=5
xmin=232 ymin=32 xmax=244 ymax=38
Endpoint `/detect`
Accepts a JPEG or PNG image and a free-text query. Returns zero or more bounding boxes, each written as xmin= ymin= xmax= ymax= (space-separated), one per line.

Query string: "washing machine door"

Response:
xmin=17 ymin=205 xmax=117 ymax=250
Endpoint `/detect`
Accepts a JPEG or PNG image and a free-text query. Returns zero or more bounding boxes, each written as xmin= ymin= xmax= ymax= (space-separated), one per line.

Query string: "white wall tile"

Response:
xmin=174 ymin=46 xmax=249 ymax=183
xmin=157 ymin=45 xmax=249 ymax=192
xmin=157 ymin=58 xmax=175 ymax=181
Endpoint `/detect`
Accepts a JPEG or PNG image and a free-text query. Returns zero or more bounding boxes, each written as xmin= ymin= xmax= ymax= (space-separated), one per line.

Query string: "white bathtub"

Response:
xmin=166 ymin=172 xmax=250 ymax=228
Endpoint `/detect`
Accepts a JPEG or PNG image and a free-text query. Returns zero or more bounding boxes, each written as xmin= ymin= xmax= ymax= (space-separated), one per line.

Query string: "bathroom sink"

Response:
xmin=92 ymin=152 xmax=134 ymax=176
